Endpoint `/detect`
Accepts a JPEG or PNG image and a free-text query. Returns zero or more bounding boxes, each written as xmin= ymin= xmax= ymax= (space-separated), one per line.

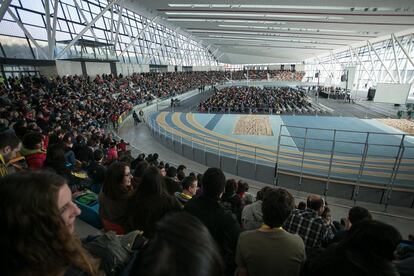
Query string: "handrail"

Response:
xmin=147 ymin=111 xmax=414 ymax=185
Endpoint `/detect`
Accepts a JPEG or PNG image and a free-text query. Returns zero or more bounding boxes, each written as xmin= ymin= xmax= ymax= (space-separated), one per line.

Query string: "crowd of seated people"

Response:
xmin=0 ymin=71 xmax=233 ymax=134
xmin=1 ymin=71 xmax=413 ymax=275
xmin=131 ymin=71 xmax=228 ymax=98
xmin=199 ymin=86 xmax=313 ymax=114
xmin=225 ymin=70 xmax=305 ymax=81
xmin=2 ymin=161 xmax=413 ymax=275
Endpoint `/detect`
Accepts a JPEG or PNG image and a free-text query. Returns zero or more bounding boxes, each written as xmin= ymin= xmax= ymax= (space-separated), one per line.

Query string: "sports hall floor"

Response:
xmin=149 ymin=89 xmax=414 ymax=188
xmin=76 ymin=89 xmax=414 ymax=239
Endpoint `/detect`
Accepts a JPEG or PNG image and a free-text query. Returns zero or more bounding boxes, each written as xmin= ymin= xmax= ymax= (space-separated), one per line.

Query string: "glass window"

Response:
xmin=80 ymin=9 xmax=92 ymax=23
xmin=55 ymin=31 xmax=72 ymax=41
xmin=72 ymin=22 xmax=84 ymax=33
xmin=32 ymin=40 xmax=48 ymax=59
xmin=95 ymin=17 xmax=105 ymax=29
xmin=25 ymin=25 xmax=48 ymax=40
xmin=1 ymin=35 xmax=33 ymax=59
xmin=66 ymin=5 xmax=80 ymax=22
xmin=0 ymin=20 xmax=25 ymax=37
xmin=88 ymin=2 xmax=101 ymax=14
xmin=21 ymin=1 xmax=44 ymax=13
xmin=58 ymin=19 xmax=69 ymax=32
xmin=11 ymin=0 xmax=21 ymax=7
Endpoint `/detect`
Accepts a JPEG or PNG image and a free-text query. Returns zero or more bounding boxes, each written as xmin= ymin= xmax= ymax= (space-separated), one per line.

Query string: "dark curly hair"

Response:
xmin=0 ymin=171 xmax=101 ymax=275
xmin=262 ymin=188 xmax=295 ymax=228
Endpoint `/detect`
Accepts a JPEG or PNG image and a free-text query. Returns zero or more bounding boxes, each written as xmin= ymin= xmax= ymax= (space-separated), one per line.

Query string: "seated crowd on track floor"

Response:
xmin=199 ymin=86 xmax=314 ymax=114
xmin=0 ymin=71 xmax=413 ymax=276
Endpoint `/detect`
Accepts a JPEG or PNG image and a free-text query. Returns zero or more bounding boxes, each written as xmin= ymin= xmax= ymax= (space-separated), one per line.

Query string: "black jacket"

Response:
xmin=184 ymin=195 xmax=241 ymax=276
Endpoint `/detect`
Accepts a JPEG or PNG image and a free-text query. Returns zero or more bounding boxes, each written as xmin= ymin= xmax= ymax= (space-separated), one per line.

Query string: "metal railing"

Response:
xmin=146 ymin=114 xmax=277 ymax=166
xmin=146 ymin=112 xmax=414 ymax=208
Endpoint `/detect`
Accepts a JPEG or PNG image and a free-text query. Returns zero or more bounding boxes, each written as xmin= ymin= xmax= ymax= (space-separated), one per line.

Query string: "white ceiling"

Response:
xmin=124 ymin=0 xmax=414 ymax=64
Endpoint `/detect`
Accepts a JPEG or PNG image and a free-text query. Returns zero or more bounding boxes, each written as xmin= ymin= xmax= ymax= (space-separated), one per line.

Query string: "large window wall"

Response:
xmin=304 ymin=32 xmax=414 ymax=94
xmin=0 ymin=0 xmax=218 ymax=66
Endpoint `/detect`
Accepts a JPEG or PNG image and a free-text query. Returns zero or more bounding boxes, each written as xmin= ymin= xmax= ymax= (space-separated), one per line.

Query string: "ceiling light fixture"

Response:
xmin=217 ymin=25 xmax=357 ymax=33
xmin=164 ymin=12 xmax=344 ymax=20
xmin=167 ymin=18 xmax=286 ymax=24
xmin=167 ymin=4 xmax=405 ymax=12
xmin=166 ymin=4 xmax=346 ymax=10
xmin=201 ymin=35 xmax=346 ymax=46
xmin=206 ymin=34 xmax=317 ymax=43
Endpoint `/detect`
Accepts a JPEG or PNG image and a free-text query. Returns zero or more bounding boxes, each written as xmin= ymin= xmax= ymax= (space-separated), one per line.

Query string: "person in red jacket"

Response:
xmin=20 ymin=131 xmax=48 ymax=170
xmin=106 ymin=141 xmax=118 ymax=164
xmin=117 ymin=139 xmax=129 ymax=152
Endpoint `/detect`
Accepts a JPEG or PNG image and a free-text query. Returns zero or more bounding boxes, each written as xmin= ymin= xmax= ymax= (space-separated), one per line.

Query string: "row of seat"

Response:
xmin=74 ymin=190 xmax=125 ymax=234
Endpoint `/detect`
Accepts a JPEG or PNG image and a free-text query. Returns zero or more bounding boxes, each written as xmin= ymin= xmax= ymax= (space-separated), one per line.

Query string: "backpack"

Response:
xmin=83 ymin=231 xmax=148 ymax=276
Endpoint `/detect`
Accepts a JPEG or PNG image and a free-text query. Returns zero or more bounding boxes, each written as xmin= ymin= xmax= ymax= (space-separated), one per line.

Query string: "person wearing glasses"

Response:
xmin=99 ymin=162 xmax=133 ymax=228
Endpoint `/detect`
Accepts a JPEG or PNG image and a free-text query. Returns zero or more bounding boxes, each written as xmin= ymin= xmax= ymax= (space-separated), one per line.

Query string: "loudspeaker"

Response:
xmin=315 ymin=72 xmax=319 ymax=78
xmin=341 ymin=74 xmax=347 ymax=82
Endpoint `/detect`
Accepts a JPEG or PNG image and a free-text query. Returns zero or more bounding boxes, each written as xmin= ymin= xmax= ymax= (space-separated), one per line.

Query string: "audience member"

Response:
xmin=0 ymin=131 xmax=21 ymax=176
xmin=129 ymin=212 xmax=224 ymax=276
xmin=126 ymin=167 xmax=181 ymax=237
xmin=331 ymin=206 xmax=372 ymax=243
xmin=184 ymin=168 xmax=241 ymax=276
xmin=241 ymin=186 xmax=272 ymax=230
xmin=297 ymin=201 xmax=307 ymax=210
xmin=284 ymin=194 xmax=334 ymax=258
xmin=0 ymin=171 xmax=101 ymax=275
xmin=237 ymin=181 xmax=254 ymax=206
xmin=132 ymin=160 xmax=149 ymax=188
xmin=20 ymin=131 xmax=47 ymax=169
xmin=235 ymin=188 xmax=305 ymax=276
xmin=87 ymin=149 xmax=107 ymax=188
xmin=304 ymin=220 xmax=402 ymax=276
xmin=99 ymin=162 xmax=133 ymax=227
xmin=222 ymin=179 xmax=243 ymax=224
xmin=175 ymin=175 xmax=198 ymax=206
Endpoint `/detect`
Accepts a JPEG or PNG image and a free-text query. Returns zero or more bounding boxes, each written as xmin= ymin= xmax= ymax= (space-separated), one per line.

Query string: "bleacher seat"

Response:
xmin=74 ymin=190 xmax=102 ymax=229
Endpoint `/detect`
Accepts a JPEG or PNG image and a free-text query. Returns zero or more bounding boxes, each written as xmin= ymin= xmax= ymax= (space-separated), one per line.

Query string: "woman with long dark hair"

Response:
xmin=126 ymin=166 xmax=181 ymax=237
xmin=0 ymin=171 xmax=101 ymax=276
xmin=99 ymin=162 xmax=133 ymax=227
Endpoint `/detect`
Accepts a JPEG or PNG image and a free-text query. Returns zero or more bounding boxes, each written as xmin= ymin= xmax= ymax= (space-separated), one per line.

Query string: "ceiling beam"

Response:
xmin=113 ymin=0 xmax=124 ymax=45
xmin=73 ymin=0 xmax=99 ymax=41
xmin=50 ymin=0 xmax=59 ymax=59
xmin=0 ymin=0 xmax=12 ymax=22
xmin=392 ymin=33 xmax=414 ymax=69
xmin=391 ymin=34 xmax=402 ymax=84
xmin=367 ymin=41 xmax=397 ymax=83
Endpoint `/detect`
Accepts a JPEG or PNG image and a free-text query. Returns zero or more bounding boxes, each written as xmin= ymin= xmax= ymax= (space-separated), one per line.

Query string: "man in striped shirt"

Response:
xmin=283 ymin=194 xmax=334 ymax=258
xmin=0 ymin=132 xmax=22 ymax=177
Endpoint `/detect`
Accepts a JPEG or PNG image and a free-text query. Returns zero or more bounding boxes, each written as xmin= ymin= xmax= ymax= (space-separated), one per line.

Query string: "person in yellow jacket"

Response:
xmin=0 ymin=132 xmax=22 ymax=177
